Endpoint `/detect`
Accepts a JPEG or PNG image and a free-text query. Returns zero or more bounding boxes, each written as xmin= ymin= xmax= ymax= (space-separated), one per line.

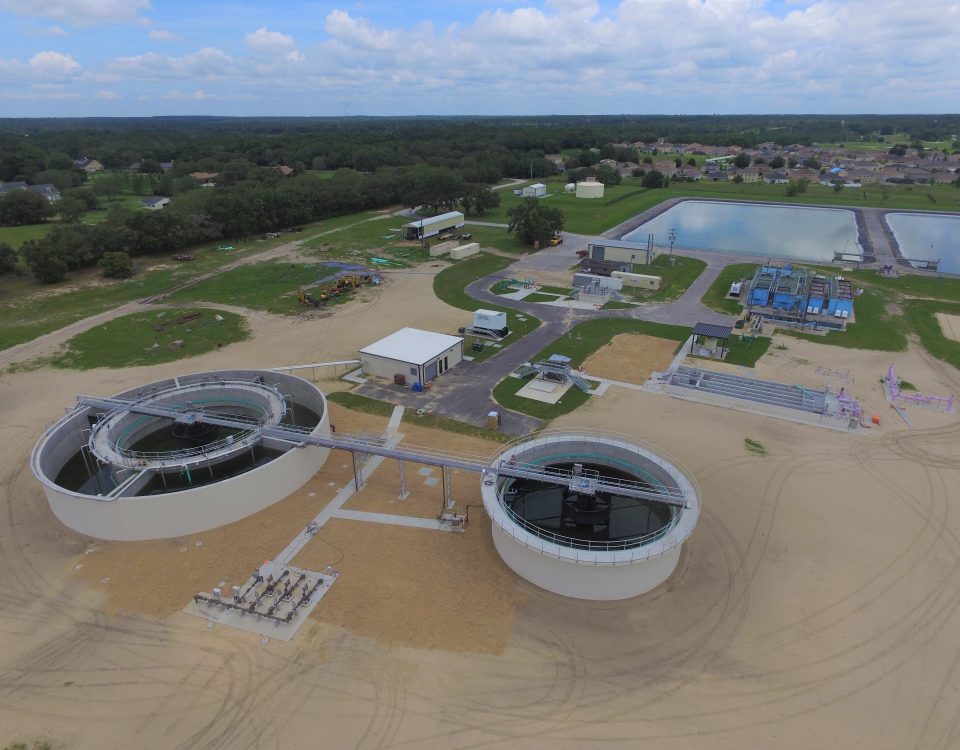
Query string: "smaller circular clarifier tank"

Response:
xmin=481 ymin=430 xmax=699 ymax=600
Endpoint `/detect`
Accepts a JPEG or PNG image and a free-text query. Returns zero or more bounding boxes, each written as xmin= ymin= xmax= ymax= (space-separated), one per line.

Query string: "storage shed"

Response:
xmin=521 ymin=183 xmax=547 ymax=198
xmin=359 ymin=328 xmax=463 ymax=385
xmin=576 ymin=181 xmax=605 ymax=199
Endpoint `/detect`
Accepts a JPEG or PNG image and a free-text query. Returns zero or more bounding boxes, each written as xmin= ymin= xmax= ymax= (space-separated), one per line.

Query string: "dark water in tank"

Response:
xmin=53 ymin=401 xmax=321 ymax=494
xmin=505 ymin=462 xmax=674 ymax=545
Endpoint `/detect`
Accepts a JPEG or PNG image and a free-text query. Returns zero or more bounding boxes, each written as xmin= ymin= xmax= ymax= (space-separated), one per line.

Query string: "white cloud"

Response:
xmin=97 ymin=89 xmax=118 ymax=99
xmin=0 ymin=0 xmax=150 ymax=26
xmin=245 ymin=27 xmax=296 ymax=54
xmin=40 ymin=25 xmax=67 ymax=35
xmin=7 ymin=0 xmax=958 ymax=114
xmin=107 ymin=47 xmax=234 ymax=79
xmin=149 ymin=29 xmax=175 ymax=41
xmin=29 ymin=50 xmax=81 ymax=77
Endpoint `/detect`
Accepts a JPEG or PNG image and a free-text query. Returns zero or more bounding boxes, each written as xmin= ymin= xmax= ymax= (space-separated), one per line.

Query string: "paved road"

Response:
xmin=356 ymin=240 xmax=738 ymax=435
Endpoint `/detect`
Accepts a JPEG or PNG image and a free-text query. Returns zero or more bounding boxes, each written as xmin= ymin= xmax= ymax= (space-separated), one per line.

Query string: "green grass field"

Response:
xmin=903 ymin=300 xmax=960 ymax=371
xmin=844 ymin=269 xmax=960 ymax=303
xmin=432 ymin=252 xmax=541 ymax=363
xmin=783 ymin=288 xmax=907 ymax=352
xmin=53 ymin=307 xmax=248 ymax=369
xmin=168 ymin=261 xmax=369 ymax=314
xmin=625 ymin=254 xmax=706 ymax=302
xmin=720 ymin=334 xmax=772 ymax=367
xmin=702 ymin=263 xmax=756 ymax=314
xmin=0 ymin=223 xmax=54 ymax=249
xmin=492 ymin=318 xmax=688 ymax=420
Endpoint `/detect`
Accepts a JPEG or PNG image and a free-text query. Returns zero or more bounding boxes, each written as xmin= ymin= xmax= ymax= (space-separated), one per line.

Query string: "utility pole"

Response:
xmin=668 ymin=228 xmax=677 ymax=260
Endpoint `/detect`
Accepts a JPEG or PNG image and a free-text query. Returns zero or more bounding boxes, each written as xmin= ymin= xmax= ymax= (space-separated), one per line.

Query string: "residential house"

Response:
xmin=787 ymin=168 xmax=820 ymax=183
xmin=160 ymin=161 xmax=174 ymax=172
xmin=0 ymin=181 xmax=28 ymax=195
xmin=141 ymin=196 xmax=170 ymax=210
xmin=734 ymin=167 xmax=765 ymax=183
xmin=276 ymin=165 xmax=295 ymax=177
xmin=74 ymin=157 xmax=103 ymax=173
xmin=189 ymin=172 xmax=218 ymax=187
xmin=27 ymin=184 xmax=61 ymax=202
xmin=848 ymin=168 xmax=879 ymax=185
xmin=129 ymin=162 xmax=142 ymax=173
xmin=764 ymin=170 xmax=789 ymax=185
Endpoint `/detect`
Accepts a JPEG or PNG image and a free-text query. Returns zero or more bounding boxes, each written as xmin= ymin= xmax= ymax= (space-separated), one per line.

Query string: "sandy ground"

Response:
xmin=581 ymin=333 xmax=679 ymax=382
xmin=4 ymin=268 xmax=960 ymax=748
xmin=937 ymin=312 xmax=960 ymax=342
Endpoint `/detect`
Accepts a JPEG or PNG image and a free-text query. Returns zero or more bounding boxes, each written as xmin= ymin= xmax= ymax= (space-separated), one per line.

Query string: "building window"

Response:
xmin=410 ymin=367 xmax=417 ymax=376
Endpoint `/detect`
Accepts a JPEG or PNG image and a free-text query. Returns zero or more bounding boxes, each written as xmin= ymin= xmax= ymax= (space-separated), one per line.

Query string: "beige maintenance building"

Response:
xmin=359 ymin=328 xmax=463 ymax=386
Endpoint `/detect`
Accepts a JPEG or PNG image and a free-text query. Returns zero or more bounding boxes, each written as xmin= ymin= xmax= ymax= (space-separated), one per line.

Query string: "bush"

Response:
xmin=0 ymin=242 xmax=16 ymax=274
xmin=98 ymin=251 xmax=134 ymax=279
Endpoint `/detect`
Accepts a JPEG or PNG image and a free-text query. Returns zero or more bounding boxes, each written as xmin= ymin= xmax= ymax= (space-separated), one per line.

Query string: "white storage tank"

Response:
xmin=564 ymin=183 xmax=576 ymax=193
xmin=576 ymin=181 xmax=605 ymax=199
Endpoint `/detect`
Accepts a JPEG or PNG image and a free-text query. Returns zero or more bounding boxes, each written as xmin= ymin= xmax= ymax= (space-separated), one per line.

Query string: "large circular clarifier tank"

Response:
xmin=31 ymin=369 xmax=330 ymax=541
xmin=481 ymin=430 xmax=700 ymax=600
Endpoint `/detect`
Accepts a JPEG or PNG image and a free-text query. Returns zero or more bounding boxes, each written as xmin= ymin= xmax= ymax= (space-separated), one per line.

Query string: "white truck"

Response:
xmin=460 ymin=309 xmax=509 ymax=340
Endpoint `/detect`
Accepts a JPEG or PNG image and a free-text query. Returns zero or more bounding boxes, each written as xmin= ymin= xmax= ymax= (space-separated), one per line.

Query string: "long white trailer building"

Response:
xmin=402 ymin=211 xmax=465 ymax=240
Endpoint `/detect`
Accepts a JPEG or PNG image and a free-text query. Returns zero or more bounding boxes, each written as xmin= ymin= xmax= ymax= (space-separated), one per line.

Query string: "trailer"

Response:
xmin=459 ymin=309 xmax=509 ymax=340
xmin=402 ymin=211 xmax=465 ymax=241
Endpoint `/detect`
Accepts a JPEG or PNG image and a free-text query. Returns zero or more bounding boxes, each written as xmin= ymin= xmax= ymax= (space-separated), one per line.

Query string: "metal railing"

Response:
xmin=109 ymin=428 xmax=263 ymax=468
xmin=497 ymin=500 xmax=677 ymax=552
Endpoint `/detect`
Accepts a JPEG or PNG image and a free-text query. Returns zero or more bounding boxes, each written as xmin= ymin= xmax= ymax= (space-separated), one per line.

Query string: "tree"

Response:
xmin=0 ymin=190 xmax=55 ymax=225
xmin=22 ymin=241 xmax=67 ymax=283
xmin=888 ymin=144 xmax=907 ymax=156
xmin=687 ymin=158 xmax=696 ymax=167
xmin=506 ymin=198 xmax=564 ymax=247
xmin=0 ymin=242 xmax=16 ymax=274
xmin=803 ymin=156 xmax=821 ymax=171
xmin=471 ymin=186 xmax=500 ymax=215
xmin=769 ymin=155 xmax=785 ymax=169
xmin=733 ymin=152 xmax=751 ymax=169
xmin=787 ymin=156 xmax=799 ymax=168
xmin=641 ymin=170 xmax=666 ymax=188
xmin=98 ymin=251 xmax=134 ymax=278
xmin=57 ymin=195 xmax=88 ymax=223
xmin=94 ymin=172 xmax=128 ymax=201
xmin=594 ymin=164 xmax=622 ymax=186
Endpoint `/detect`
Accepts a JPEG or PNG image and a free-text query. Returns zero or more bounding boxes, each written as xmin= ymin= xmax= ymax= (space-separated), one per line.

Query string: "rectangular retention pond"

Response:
xmin=885 ymin=212 xmax=960 ymax=274
xmin=622 ymin=200 xmax=862 ymax=261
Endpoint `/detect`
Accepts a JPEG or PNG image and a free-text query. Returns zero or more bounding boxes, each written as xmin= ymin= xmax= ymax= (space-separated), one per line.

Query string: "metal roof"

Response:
xmin=359 ymin=328 xmax=462 ymax=366
xmin=692 ymin=322 xmax=733 ymax=340
xmin=404 ymin=211 xmax=464 ymax=229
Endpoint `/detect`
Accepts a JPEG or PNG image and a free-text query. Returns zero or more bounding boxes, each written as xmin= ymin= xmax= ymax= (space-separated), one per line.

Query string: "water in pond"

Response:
xmin=885 ymin=213 xmax=960 ymax=274
xmin=622 ymin=200 xmax=862 ymax=261
xmin=505 ymin=462 xmax=674 ymax=548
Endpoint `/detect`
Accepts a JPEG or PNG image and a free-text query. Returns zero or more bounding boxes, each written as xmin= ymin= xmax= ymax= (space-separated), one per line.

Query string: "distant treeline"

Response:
xmin=3 ymin=114 xmax=959 ymax=184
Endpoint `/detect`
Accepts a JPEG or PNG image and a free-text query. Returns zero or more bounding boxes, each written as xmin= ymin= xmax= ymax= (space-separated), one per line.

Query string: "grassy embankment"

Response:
xmin=53 ymin=307 xmax=248 ymax=369
xmin=0 ymin=210 xmax=412 ymax=351
xmin=492 ymin=319 xmax=688 ymax=420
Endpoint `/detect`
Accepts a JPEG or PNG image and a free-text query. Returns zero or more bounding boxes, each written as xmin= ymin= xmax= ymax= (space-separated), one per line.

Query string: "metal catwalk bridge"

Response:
xmin=77 ymin=395 xmax=687 ymax=509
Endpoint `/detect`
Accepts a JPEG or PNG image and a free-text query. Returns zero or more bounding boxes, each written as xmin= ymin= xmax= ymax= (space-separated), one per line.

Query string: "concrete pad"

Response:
xmin=185 ymin=565 xmax=339 ymax=641
xmin=516 ymin=378 xmax=574 ymax=404
xmin=527 ymin=379 xmax=559 ymax=393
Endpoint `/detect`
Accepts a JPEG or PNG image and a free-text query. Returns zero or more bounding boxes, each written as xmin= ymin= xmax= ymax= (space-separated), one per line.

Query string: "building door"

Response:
xmin=592 ymin=245 xmax=605 ymax=260
xmin=424 ymin=360 xmax=439 ymax=382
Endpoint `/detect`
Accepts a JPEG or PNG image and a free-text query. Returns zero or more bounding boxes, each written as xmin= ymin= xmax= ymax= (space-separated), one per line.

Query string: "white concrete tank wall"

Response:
xmin=31 ymin=369 xmax=331 ymax=541
xmin=491 ymin=524 xmax=681 ymax=600
xmin=481 ymin=430 xmax=699 ymax=600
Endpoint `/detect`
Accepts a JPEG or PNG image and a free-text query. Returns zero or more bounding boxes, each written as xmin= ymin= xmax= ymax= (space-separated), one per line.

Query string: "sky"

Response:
xmin=1 ymin=0 xmax=958 ymax=117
